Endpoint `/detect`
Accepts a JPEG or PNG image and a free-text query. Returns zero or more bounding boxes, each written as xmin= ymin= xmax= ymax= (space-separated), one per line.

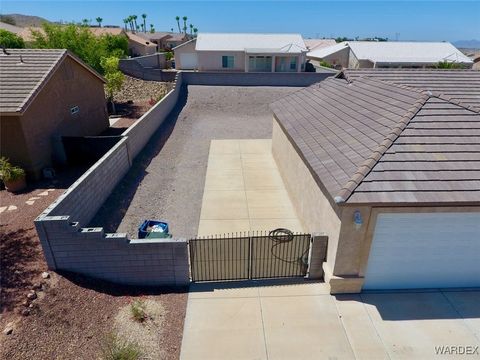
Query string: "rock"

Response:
xmin=21 ymin=309 xmax=30 ymax=317
xmin=27 ymin=291 xmax=37 ymax=300
xmin=3 ymin=323 xmax=14 ymax=335
xmin=22 ymin=300 xmax=29 ymax=307
xmin=41 ymin=272 xmax=50 ymax=279
xmin=32 ymin=282 xmax=42 ymax=290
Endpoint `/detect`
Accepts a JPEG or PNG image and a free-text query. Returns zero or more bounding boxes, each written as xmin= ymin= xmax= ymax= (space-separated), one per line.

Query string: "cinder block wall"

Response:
xmin=35 ymin=72 xmax=189 ymax=287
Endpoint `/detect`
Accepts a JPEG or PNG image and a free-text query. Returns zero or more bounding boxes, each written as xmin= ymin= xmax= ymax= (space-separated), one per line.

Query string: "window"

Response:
xmin=290 ymin=57 xmax=297 ymax=70
xmin=222 ymin=55 xmax=234 ymax=68
xmin=70 ymin=106 xmax=79 ymax=115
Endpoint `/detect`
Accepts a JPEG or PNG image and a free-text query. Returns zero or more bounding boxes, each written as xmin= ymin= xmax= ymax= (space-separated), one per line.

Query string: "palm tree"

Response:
xmin=81 ymin=18 xmax=89 ymax=27
xmin=142 ymin=14 xmax=147 ymax=33
xmin=171 ymin=28 xmax=174 ymax=32
xmin=141 ymin=23 xmax=144 ymax=32
xmin=189 ymin=24 xmax=194 ymax=35
xmin=150 ymin=24 xmax=155 ymax=33
xmin=175 ymin=16 xmax=181 ymax=33
xmin=96 ymin=17 xmax=103 ymax=27
xmin=129 ymin=16 xmax=135 ymax=32
xmin=123 ymin=18 xmax=128 ymax=31
xmin=136 ymin=24 xmax=140 ymax=32
xmin=132 ymin=15 xmax=138 ymax=31
xmin=182 ymin=16 xmax=188 ymax=34
xmin=193 ymin=27 xmax=198 ymax=37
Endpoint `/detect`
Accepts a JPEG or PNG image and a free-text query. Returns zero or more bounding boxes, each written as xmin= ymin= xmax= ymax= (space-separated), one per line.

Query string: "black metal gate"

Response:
xmin=189 ymin=231 xmax=311 ymax=282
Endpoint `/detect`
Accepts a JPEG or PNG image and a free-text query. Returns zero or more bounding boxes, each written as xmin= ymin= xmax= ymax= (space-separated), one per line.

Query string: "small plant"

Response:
xmin=130 ymin=300 xmax=147 ymax=322
xmin=101 ymin=333 xmax=142 ymax=360
xmin=0 ymin=157 xmax=26 ymax=192
xmin=101 ymin=56 xmax=125 ymax=115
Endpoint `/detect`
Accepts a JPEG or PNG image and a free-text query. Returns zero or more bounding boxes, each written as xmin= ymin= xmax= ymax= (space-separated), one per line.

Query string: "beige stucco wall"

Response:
xmin=173 ymin=40 xmax=197 ymax=69
xmin=0 ymin=115 xmax=29 ymax=169
xmin=272 ymin=117 xmax=342 ymax=271
xmin=197 ymin=51 xmax=246 ymax=71
xmin=18 ymin=56 xmax=108 ymax=177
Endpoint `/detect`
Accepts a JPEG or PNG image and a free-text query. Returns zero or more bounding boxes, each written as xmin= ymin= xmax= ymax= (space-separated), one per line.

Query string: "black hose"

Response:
xmin=268 ymin=228 xmax=309 ymax=265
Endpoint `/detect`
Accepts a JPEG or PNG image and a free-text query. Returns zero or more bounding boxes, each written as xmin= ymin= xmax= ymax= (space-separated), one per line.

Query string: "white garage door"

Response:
xmin=179 ymin=53 xmax=198 ymax=69
xmin=363 ymin=212 xmax=480 ymax=290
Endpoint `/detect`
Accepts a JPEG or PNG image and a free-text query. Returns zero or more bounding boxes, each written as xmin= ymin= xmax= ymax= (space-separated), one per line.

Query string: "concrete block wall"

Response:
xmin=35 ymin=72 xmax=189 ymax=287
xmin=182 ymin=71 xmax=335 ymax=87
xmin=308 ymin=233 xmax=328 ymax=279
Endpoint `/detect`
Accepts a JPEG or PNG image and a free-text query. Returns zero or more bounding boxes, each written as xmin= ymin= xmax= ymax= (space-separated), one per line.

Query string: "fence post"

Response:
xmin=307 ymin=232 xmax=328 ymax=279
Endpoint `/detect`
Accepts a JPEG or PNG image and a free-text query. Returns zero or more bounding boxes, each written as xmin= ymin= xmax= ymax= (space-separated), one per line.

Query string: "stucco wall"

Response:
xmin=272 ymin=118 xmax=342 ymax=272
xmin=197 ymin=51 xmax=246 ymax=71
xmin=19 ymin=56 xmax=109 ymax=177
xmin=0 ymin=115 xmax=30 ymax=170
xmin=34 ymin=72 xmax=189 ymax=287
xmin=173 ymin=40 xmax=197 ymax=70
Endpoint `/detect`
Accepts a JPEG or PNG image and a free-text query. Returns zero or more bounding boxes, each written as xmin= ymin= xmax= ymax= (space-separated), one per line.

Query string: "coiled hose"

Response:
xmin=268 ymin=228 xmax=309 ymax=266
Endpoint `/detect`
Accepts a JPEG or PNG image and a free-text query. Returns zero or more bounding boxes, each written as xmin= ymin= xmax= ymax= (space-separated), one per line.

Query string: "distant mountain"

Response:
xmin=454 ymin=40 xmax=480 ymax=49
xmin=0 ymin=13 xmax=50 ymax=27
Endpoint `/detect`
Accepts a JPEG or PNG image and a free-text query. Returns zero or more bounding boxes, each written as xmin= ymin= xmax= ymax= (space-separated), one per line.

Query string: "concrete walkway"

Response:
xmin=198 ymin=139 xmax=304 ymax=236
xmin=180 ymin=282 xmax=480 ymax=360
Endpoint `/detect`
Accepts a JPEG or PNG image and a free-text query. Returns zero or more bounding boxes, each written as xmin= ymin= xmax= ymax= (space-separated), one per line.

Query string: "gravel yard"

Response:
xmin=91 ymin=85 xmax=301 ymax=239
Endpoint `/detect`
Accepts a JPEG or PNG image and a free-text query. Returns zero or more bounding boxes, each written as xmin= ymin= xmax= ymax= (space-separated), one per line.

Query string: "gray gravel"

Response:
xmin=91 ymin=85 xmax=301 ymax=239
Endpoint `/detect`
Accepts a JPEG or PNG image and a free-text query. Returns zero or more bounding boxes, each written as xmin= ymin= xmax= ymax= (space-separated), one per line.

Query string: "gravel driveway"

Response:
xmin=90 ymin=85 xmax=301 ymax=239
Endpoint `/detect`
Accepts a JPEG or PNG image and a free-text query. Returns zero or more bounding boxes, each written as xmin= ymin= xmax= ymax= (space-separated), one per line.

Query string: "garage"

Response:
xmin=363 ymin=212 xmax=480 ymax=290
xmin=179 ymin=53 xmax=198 ymax=69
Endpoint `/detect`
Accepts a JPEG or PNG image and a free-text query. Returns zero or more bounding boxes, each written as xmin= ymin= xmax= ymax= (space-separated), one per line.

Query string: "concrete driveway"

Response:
xmin=180 ymin=281 xmax=480 ymax=360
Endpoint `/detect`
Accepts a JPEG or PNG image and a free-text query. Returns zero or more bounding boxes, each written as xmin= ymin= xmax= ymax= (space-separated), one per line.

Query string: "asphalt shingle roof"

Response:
xmin=271 ymin=71 xmax=480 ymax=205
xmin=0 ymin=48 xmax=103 ymax=114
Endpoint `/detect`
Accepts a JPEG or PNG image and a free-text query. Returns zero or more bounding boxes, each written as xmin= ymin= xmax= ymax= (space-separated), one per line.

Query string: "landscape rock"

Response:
xmin=32 ymin=283 xmax=42 ymax=290
xmin=27 ymin=291 xmax=37 ymax=300
xmin=41 ymin=272 xmax=50 ymax=279
xmin=21 ymin=309 xmax=30 ymax=317
xmin=3 ymin=323 xmax=14 ymax=335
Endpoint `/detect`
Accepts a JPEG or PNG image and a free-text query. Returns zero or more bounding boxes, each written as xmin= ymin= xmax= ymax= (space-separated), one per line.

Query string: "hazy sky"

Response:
xmin=2 ymin=1 xmax=479 ymax=41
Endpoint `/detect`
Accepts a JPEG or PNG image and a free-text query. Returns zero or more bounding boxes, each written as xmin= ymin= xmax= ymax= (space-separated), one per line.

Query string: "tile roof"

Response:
xmin=0 ymin=49 xmax=104 ymax=114
xmin=340 ymin=69 xmax=480 ymax=111
xmin=271 ymin=74 xmax=480 ymax=205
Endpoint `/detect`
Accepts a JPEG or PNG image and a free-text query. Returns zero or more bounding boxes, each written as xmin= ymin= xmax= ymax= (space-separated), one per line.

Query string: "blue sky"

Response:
xmin=1 ymin=1 xmax=479 ymax=41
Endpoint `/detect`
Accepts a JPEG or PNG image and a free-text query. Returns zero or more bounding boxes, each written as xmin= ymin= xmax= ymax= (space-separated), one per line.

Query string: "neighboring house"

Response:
xmin=174 ymin=33 xmax=308 ymax=72
xmin=89 ymin=27 xmax=156 ymax=57
xmin=137 ymin=31 xmax=190 ymax=50
xmin=303 ymin=38 xmax=336 ymax=51
xmin=270 ymin=69 xmax=480 ymax=293
xmin=0 ymin=49 xmax=108 ymax=178
xmin=308 ymin=41 xmax=473 ymax=69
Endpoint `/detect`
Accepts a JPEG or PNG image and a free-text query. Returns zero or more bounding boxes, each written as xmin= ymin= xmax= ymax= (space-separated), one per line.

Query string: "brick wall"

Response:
xmin=35 ymin=72 xmax=189 ymax=287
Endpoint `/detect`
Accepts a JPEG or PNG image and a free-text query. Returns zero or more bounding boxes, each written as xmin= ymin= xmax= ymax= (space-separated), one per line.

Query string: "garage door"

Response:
xmin=179 ymin=53 xmax=198 ymax=69
xmin=363 ymin=212 xmax=480 ymax=290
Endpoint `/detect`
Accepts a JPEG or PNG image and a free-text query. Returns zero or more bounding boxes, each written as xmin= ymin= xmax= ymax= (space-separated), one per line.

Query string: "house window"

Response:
xmin=222 ymin=55 xmax=234 ymax=68
xmin=70 ymin=106 xmax=79 ymax=115
xmin=290 ymin=57 xmax=297 ymax=70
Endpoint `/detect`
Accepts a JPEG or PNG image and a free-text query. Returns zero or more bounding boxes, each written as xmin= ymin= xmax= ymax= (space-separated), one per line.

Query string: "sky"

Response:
xmin=1 ymin=1 xmax=479 ymax=42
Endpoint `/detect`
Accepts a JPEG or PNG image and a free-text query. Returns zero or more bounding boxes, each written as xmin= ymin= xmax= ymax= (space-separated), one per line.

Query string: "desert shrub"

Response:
xmin=101 ymin=333 xmax=142 ymax=360
xmin=0 ymin=29 xmax=25 ymax=48
xmin=0 ymin=158 xmax=25 ymax=182
xmin=129 ymin=300 xmax=147 ymax=322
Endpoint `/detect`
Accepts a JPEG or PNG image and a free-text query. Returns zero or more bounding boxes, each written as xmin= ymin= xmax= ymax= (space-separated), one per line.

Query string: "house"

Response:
xmin=307 ymin=41 xmax=473 ymax=69
xmin=174 ymin=33 xmax=308 ymax=72
xmin=0 ymin=49 xmax=108 ymax=178
xmin=270 ymin=69 xmax=480 ymax=293
xmin=137 ymin=31 xmax=190 ymax=50
xmin=303 ymin=38 xmax=336 ymax=51
xmin=89 ymin=27 xmax=156 ymax=57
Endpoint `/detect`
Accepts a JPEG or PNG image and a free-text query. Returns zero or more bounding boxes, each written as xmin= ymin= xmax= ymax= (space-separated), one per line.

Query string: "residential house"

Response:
xmin=303 ymin=38 xmax=336 ymax=51
xmin=137 ymin=31 xmax=190 ymax=50
xmin=174 ymin=33 xmax=308 ymax=72
xmin=89 ymin=27 xmax=156 ymax=57
xmin=0 ymin=49 xmax=108 ymax=178
xmin=270 ymin=69 xmax=480 ymax=293
xmin=308 ymin=41 xmax=473 ymax=69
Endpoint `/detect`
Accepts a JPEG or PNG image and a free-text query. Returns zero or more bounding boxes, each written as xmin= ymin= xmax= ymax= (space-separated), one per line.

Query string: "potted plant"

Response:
xmin=0 ymin=158 xmax=26 ymax=193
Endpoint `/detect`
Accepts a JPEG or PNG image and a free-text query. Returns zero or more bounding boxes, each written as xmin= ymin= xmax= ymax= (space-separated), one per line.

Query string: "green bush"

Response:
xmin=0 ymin=29 xmax=25 ymax=48
xmin=30 ymin=23 xmax=128 ymax=73
xmin=435 ymin=61 xmax=465 ymax=69
xmin=101 ymin=333 xmax=142 ymax=360
xmin=0 ymin=157 xmax=25 ymax=182
xmin=129 ymin=300 xmax=147 ymax=322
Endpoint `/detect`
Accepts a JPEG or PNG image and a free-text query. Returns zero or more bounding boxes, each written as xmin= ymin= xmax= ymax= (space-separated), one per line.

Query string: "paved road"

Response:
xmin=90 ymin=85 xmax=300 ymax=239
xmin=181 ymin=281 xmax=480 ymax=360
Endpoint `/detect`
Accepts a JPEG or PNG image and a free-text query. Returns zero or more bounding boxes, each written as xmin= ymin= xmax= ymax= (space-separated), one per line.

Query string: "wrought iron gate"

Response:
xmin=189 ymin=231 xmax=311 ymax=282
